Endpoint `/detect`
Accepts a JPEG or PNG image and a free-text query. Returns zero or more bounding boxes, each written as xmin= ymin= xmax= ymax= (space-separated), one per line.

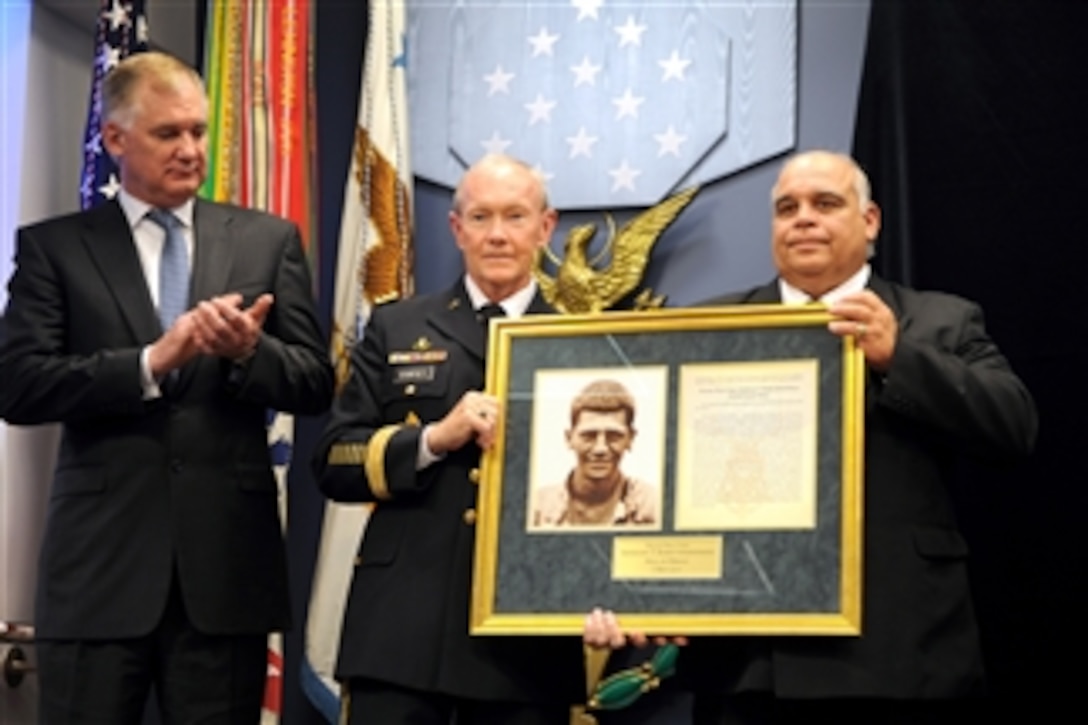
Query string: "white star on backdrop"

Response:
xmin=566 ymin=127 xmax=599 ymax=158
xmin=481 ymin=131 xmax=512 ymax=154
xmin=612 ymin=88 xmax=646 ymax=121
xmin=570 ymin=56 xmax=603 ymax=87
xmin=659 ymin=50 xmax=692 ymax=82
xmin=527 ymin=27 xmax=560 ymax=57
xmin=483 ymin=66 xmax=515 ymax=96
xmin=533 ymin=164 xmax=556 ymax=183
xmin=614 ymin=16 xmax=647 ymax=48
xmin=524 ymin=94 xmax=557 ymax=125
xmin=608 ymin=161 xmax=642 ymax=192
xmin=571 ymin=0 xmax=603 ymax=22
xmin=654 ymin=125 xmax=688 ymax=157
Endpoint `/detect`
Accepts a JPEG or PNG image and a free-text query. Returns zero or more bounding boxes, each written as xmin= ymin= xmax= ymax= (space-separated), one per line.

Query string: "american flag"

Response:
xmin=80 ymin=0 xmax=149 ymax=210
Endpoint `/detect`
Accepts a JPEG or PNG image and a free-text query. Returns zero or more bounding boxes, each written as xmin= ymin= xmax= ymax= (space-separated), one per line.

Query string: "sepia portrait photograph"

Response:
xmin=526 ymin=366 xmax=667 ymax=532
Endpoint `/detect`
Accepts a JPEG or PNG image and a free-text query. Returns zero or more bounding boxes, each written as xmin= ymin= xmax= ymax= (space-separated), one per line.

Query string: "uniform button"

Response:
xmin=405 ymin=384 xmax=417 ymax=395
xmin=468 ymin=467 xmax=480 ymax=484
xmin=463 ymin=508 xmax=477 ymax=525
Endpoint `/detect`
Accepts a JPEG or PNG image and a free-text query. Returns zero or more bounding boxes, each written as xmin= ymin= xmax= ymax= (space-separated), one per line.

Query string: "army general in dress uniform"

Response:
xmin=312 ymin=154 xmax=586 ymax=724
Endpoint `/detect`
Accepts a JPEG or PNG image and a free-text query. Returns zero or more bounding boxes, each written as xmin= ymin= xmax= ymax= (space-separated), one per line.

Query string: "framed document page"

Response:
xmin=471 ymin=305 xmax=865 ymax=636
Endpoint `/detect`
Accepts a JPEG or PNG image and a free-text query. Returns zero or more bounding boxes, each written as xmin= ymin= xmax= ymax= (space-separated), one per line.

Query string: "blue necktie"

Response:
xmin=147 ymin=209 xmax=190 ymax=330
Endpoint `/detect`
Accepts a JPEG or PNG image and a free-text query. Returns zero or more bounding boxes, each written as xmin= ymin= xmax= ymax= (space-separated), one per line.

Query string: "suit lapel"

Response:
xmin=862 ymin=275 xmax=908 ymax=413
xmin=867 ymin=274 xmax=910 ymax=330
xmin=189 ymin=199 xmax=236 ymax=306
xmin=428 ymin=283 xmax=487 ymax=361
xmin=429 ymin=283 xmax=556 ymax=362
xmin=525 ymin=290 xmax=554 ymax=315
xmin=747 ymin=280 xmax=781 ymax=304
xmin=81 ymin=202 xmax=161 ymax=343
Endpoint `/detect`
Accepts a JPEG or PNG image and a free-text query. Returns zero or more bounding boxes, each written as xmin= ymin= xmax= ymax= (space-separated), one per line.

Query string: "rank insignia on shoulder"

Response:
xmin=388 ymin=349 xmax=448 ymax=365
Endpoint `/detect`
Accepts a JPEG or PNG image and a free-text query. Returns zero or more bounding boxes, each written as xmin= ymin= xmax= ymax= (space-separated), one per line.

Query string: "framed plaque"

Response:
xmin=471 ymin=305 xmax=865 ymax=636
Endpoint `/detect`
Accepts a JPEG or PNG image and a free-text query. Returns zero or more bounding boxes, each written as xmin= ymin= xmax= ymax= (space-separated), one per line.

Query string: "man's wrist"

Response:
xmin=231 ymin=335 xmax=260 ymax=365
xmin=139 ymin=346 xmax=163 ymax=398
xmin=418 ymin=424 xmax=447 ymax=469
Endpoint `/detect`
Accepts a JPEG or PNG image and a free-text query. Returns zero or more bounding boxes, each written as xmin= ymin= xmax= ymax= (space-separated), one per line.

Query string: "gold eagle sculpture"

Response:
xmin=534 ymin=186 xmax=700 ymax=314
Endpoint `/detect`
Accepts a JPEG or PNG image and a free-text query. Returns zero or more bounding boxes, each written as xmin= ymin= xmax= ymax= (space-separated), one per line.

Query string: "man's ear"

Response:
xmin=539 ymin=207 xmax=558 ymax=243
xmin=101 ymin=120 xmax=124 ymax=161
xmin=864 ymin=201 xmax=882 ymax=242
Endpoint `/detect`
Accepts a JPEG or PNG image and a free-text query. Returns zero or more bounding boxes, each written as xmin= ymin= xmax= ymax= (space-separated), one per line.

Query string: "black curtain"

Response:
xmin=853 ymin=0 xmax=1088 ymax=706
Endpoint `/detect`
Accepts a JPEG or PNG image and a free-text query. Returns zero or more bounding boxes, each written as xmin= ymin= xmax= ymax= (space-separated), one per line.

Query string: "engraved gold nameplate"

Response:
xmin=611 ymin=536 xmax=722 ymax=580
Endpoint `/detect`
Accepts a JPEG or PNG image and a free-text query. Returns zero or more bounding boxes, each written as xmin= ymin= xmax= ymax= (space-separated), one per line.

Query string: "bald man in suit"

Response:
xmin=585 ymin=150 xmax=1037 ymax=724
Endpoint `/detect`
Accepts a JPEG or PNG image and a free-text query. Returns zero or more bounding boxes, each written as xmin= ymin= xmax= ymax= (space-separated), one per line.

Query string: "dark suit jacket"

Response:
xmin=678 ymin=275 xmax=1037 ymax=699
xmin=0 ymin=199 xmax=333 ymax=640
xmin=313 ymin=281 xmax=586 ymax=705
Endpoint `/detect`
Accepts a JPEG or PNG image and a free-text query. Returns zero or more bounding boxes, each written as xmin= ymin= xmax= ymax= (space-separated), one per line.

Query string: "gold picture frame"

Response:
xmin=471 ymin=305 xmax=865 ymax=636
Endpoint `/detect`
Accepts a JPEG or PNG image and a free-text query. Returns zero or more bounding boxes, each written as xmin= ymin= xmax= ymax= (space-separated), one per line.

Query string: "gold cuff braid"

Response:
xmin=364 ymin=425 xmax=401 ymax=501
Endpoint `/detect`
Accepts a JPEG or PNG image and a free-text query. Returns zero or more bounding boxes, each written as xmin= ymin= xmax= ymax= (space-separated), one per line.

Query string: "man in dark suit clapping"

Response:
xmin=0 ymin=52 xmax=333 ymax=724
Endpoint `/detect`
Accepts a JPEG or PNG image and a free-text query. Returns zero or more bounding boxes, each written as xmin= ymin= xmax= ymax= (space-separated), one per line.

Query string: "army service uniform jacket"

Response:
xmin=312 ymin=281 xmax=586 ymax=705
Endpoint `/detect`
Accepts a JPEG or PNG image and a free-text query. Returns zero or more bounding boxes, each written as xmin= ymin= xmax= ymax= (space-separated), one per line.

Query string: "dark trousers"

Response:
xmin=345 ymin=678 xmax=572 ymax=725
xmin=38 ymin=577 xmax=267 ymax=725
xmin=693 ymin=692 xmax=975 ymax=725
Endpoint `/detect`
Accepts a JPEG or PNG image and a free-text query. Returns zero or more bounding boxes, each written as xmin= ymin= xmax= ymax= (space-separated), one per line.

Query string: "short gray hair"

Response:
xmin=102 ymin=51 xmax=205 ymax=129
xmin=451 ymin=154 xmax=551 ymax=214
xmin=772 ymin=150 xmax=873 ymax=209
